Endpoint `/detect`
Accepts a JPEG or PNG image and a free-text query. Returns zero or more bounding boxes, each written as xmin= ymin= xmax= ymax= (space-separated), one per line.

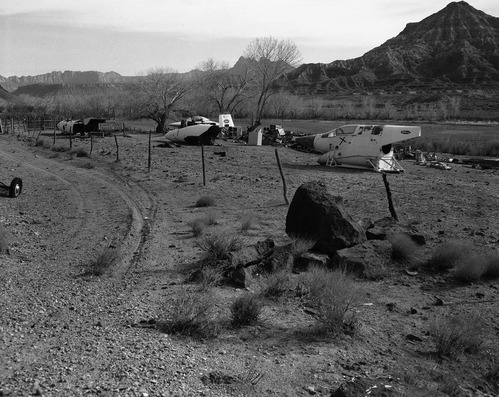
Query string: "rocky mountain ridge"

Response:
xmin=283 ymin=1 xmax=499 ymax=92
xmin=0 ymin=71 xmax=135 ymax=92
xmin=1 ymin=2 xmax=498 ymax=96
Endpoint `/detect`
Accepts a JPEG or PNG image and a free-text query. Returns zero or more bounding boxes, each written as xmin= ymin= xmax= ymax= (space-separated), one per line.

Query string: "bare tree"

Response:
xmin=244 ymin=37 xmax=301 ymax=126
xmin=134 ymin=68 xmax=191 ymax=133
xmin=197 ymin=58 xmax=251 ymax=115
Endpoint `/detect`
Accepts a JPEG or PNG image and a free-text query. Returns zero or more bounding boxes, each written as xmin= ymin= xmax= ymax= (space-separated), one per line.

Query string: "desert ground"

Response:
xmin=0 ymin=122 xmax=498 ymax=397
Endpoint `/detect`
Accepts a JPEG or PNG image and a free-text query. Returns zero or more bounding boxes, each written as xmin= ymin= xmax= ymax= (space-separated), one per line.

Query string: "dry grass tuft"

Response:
xmin=260 ymin=271 xmax=291 ymax=300
xmin=425 ymin=240 xmax=473 ymax=272
xmin=429 ymin=314 xmax=484 ymax=357
xmin=196 ymin=228 xmax=243 ymax=263
xmin=298 ymin=267 xmax=363 ymax=335
xmin=197 ymin=267 xmax=224 ymax=290
xmin=51 ymin=145 xmax=68 ymax=152
xmin=205 ymin=210 xmax=219 ymax=226
xmin=289 ymin=236 xmax=317 ymax=257
xmin=79 ymin=162 xmax=95 ymax=169
xmin=451 ymin=253 xmax=489 ymax=282
xmin=85 ymin=248 xmax=119 ymax=276
xmin=387 ymin=232 xmax=419 ymax=263
xmin=448 ymin=248 xmax=499 ymax=282
xmin=158 ymin=290 xmax=219 ymax=338
xmin=195 ymin=195 xmax=216 ymax=207
xmin=187 ymin=218 xmax=207 ymax=237
xmin=230 ymin=294 xmax=263 ymax=327
xmin=483 ymin=249 xmax=499 ymax=279
xmin=239 ymin=213 xmax=256 ymax=233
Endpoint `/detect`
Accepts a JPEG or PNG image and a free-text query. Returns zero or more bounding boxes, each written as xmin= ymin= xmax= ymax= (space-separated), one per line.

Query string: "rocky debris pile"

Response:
xmin=187 ymin=180 xmax=427 ymax=286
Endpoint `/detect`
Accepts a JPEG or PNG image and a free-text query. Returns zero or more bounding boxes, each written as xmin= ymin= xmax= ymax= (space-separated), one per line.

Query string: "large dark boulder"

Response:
xmin=285 ymin=181 xmax=366 ymax=255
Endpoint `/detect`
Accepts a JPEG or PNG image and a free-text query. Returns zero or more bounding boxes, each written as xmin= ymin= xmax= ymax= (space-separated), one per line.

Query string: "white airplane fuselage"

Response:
xmin=295 ymin=124 xmax=421 ymax=172
xmin=164 ymin=123 xmax=220 ymax=145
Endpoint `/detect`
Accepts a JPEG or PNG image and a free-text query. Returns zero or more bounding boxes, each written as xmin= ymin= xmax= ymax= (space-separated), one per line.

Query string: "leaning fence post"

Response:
xmin=114 ymin=134 xmax=120 ymax=162
xmin=201 ymin=144 xmax=206 ymax=186
xmin=275 ymin=148 xmax=289 ymax=204
xmin=382 ymin=173 xmax=398 ymax=221
xmin=147 ymin=130 xmax=152 ymax=172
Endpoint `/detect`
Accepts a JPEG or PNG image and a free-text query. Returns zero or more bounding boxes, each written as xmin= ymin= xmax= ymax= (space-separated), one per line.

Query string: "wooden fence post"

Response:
xmin=201 ymin=144 xmax=206 ymax=186
xmin=275 ymin=148 xmax=289 ymax=204
xmin=147 ymin=130 xmax=152 ymax=172
xmin=382 ymin=173 xmax=398 ymax=221
xmin=114 ymin=134 xmax=120 ymax=162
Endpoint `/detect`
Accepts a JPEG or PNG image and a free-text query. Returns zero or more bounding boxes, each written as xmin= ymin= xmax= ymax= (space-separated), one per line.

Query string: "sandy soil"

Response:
xmin=0 ymin=130 xmax=498 ymax=397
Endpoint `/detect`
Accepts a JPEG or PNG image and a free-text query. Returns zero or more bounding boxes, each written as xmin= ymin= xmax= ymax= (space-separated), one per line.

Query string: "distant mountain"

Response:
xmin=0 ymin=71 xmax=135 ymax=92
xmin=283 ymin=1 xmax=499 ymax=93
xmin=2 ymin=2 xmax=498 ymax=99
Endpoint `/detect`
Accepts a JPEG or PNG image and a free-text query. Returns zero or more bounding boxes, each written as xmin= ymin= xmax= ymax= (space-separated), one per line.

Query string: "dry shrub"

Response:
xmin=51 ymin=145 xmax=68 ymax=152
xmin=299 ymin=267 xmax=363 ymax=335
xmin=85 ymin=248 xmax=119 ymax=276
xmin=387 ymin=232 xmax=419 ymax=263
xmin=158 ymin=290 xmax=218 ymax=338
xmin=451 ymin=253 xmax=489 ymax=282
xmin=0 ymin=224 xmax=9 ymax=253
xmin=450 ymin=249 xmax=499 ymax=282
xmin=289 ymin=236 xmax=316 ymax=257
xmin=196 ymin=228 xmax=243 ymax=263
xmin=437 ymin=374 xmax=465 ymax=397
xmin=260 ymin=271 xmax=291 ymax=300
xmin=195 ymin=195 xmax=215 ymax=207
xmin=75 ymin=147 xmax=88 ymax=157
xmin=485 ymin=361 xmax=499 ymax=388
xmin=79 ymin=162 xmax=94 ymax=169
xmin=425 ymin=240 xmax=473 ymax=271
xmin=231 ymin=294 xmax=263 ymax=327
xmin=188 ymin=218 xmax=207 ymax=237
xmin=483 ymin=249 xmax=499 ymax=279
xmin=205 ymin=210 xmax=219 ymax=226
xmin=198 ymin=266 xmax=224 ymax=290
xmin=430 ymin=314 xmax=484 ymax=357
xmin=239 ymin=213 xmax=256 ymax=232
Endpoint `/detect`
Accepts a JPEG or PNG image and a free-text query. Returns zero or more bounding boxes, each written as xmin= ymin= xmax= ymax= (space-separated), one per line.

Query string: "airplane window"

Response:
xmin=337 ymin=125 xmax=356 ymax=135
xmin=321 ymin=130 xmax=337 ymax=138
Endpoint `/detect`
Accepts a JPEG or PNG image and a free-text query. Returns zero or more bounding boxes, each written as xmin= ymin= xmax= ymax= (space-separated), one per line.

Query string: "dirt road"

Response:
xmin=1 ymin=132 xmax=498 ymax=396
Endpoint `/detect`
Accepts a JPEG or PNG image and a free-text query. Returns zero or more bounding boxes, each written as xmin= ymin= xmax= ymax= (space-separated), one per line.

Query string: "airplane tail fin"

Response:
xmin=219 ymin=114 xmax=234 ymax=128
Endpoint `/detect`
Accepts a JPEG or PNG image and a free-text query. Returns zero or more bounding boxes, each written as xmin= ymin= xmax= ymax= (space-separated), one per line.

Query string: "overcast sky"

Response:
xmin=1 ymin=0 xmax=498 ymax=77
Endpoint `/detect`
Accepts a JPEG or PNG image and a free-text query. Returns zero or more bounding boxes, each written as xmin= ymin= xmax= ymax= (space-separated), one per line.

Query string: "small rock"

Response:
xmin=406 ymin=334 xmax=423 ymax=342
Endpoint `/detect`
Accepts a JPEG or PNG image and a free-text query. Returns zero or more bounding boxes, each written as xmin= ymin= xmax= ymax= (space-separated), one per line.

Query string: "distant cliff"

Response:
xmin=2 ymin=2 xmax=498 ymax=98
xmin=0 ymin=71 xmax=134 ymax=92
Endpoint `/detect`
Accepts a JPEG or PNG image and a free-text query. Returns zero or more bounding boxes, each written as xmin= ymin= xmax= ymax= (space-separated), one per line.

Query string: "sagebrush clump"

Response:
xmin=260 ymin=271 xmax=291 ymax=300
xmin=158 ymin=290 xmax=218 ymax=338
xmin=388 ymin=232 xmax=419 ymax=263
xmin=230 ymin=294 xmax=263 ymax=327
xmin=430 ymin=314 xmax=483 ymax=357
xmin=195 ymin=195 xmax=215 ymax=207
xmin=85 ymin=247 xmax=119 ymax=276
xmin=425 ymin=240 xmax=473 ymax=271
xmin=298 ymin=267 xmax=363 ymax=335
xmin=196 ymin=228 xmax=243 ymax=264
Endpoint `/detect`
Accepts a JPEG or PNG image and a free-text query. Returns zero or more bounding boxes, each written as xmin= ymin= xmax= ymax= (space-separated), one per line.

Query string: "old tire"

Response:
xmin=9 ymin=177 xmax=22 ymax=198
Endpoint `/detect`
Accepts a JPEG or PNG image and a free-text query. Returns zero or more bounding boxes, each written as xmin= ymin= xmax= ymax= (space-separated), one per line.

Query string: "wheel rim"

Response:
xmin=14 ymin=184 xmax=21 ymax=196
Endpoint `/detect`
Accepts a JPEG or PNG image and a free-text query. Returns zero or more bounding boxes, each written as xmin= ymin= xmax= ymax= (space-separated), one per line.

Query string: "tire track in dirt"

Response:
xmin=0 ymin=138 xmax=153 ymax=275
